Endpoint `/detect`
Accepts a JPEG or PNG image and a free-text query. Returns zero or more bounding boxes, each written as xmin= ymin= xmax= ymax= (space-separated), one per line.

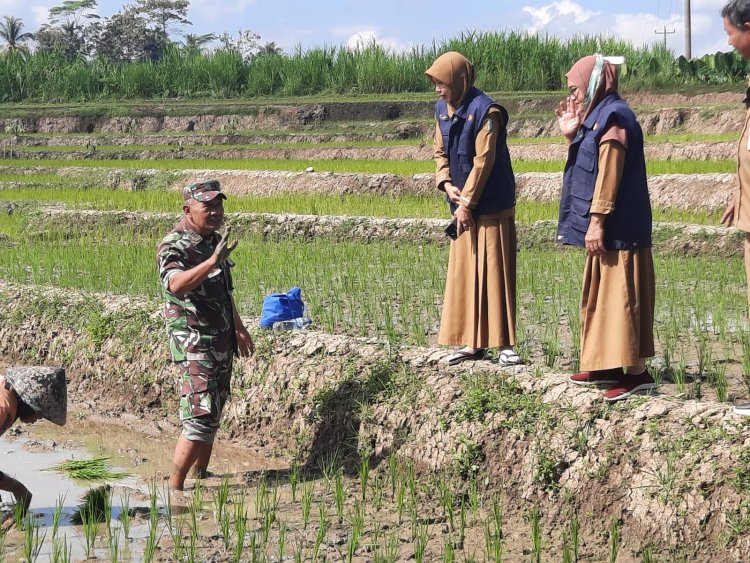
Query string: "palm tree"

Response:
xmin=0 ymin=16 xmax=35 ymax=52
xmin=182 ymin=32 xmax=216 ymax=55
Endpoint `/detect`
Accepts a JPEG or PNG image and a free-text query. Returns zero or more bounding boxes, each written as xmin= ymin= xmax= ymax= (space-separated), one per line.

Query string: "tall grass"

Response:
xmin=0 ymin=32 xmax=728 ymax=103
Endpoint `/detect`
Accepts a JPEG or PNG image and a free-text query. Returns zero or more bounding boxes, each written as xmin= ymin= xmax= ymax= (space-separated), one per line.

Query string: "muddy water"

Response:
xmin=0 ymin=417 xmax=279 ymax=562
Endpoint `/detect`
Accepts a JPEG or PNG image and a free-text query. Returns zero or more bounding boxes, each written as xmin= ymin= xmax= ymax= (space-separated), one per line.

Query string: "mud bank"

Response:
xmin=2 ymin=139 xmax=736 ymax=162
xmin=1 ymin=280 xmax=749 ymax=559
xmin=0 ymin=103 xmax=744 ymax=138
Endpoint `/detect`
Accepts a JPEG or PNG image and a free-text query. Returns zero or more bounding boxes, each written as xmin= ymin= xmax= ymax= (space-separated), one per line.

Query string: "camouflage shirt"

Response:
xmin=157 ymin=219 xmax=236 ymax=364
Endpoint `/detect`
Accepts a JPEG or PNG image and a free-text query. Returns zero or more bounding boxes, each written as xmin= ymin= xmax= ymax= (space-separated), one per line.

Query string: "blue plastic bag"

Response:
xmin=259 ymin=287 xmax=305 ymax=328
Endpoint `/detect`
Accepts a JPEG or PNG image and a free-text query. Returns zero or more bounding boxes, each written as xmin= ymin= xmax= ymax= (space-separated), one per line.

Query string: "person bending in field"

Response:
xmin=157 ymin=180 xmax=254 ymax=491
xmin=556 ymin=55 xmax=656 ymax=402
xmin=0 ymin=366 xmax=67 ymax=528
xmin=425 ymin=51 xmax=521 ymax=368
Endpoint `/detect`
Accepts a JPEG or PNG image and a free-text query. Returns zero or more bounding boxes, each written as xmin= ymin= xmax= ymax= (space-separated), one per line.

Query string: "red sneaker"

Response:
xmin=603 ymin=370 xmax=656 ymax=402
xmin=568 ymin=367 xmax=623 ymax=386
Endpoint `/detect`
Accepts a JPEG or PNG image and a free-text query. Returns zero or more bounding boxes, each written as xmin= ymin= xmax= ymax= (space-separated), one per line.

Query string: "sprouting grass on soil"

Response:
xmin=0 ymin=186 xmax=725 ymax=224
xmin=49 ymin=457 xmax=129 ymax=481
xmin=0 ymin=157 xmax=736 ymax=175
xmin=1 ymin=219 xmax=747 ymax=398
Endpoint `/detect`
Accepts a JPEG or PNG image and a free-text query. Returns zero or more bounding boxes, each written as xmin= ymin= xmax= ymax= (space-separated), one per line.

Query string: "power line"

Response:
xmin=655 ymin=26 xmax=675 ymax=50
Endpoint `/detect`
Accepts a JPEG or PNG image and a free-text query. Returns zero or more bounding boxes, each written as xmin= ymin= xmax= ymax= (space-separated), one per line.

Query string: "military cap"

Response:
xmin=183 ymin=180 xmax=226 ymax=202
xmin=5 ymin=366 xmax=67 ymax=426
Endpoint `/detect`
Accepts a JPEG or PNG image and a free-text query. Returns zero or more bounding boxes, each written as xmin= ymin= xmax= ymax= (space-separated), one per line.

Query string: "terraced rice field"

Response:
xmin=1 ymin=93 xmax=750 ymax=561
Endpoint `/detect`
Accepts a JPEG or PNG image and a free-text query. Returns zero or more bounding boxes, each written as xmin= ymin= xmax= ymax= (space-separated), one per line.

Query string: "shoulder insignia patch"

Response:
xmin=484 ymin=119 xmax=494 ymax=132
xmin=593 ymin=122 xmax=599 ymax=131
xmin=467 ymin=115 xmax=473 ymax=122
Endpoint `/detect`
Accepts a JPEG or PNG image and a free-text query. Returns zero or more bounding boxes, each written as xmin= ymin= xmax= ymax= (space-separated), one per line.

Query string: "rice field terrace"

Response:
xmin=1 ymin=91 xmax=750 ymax=562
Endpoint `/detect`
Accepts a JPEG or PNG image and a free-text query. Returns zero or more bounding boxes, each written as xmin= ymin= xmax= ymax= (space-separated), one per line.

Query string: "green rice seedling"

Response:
xmin=51 ymin=493 xmax=66 ymax=539
xmin=388 ymin=453 xmax=399 ymax=498
xmin=219 ymin=504 xmax=232 ymax=549
xmin=373 ymin=471 xmax=385 ymax=511
xmin=529 ymin=505 xmax=542 ymax=563
xmin=301 ymin=481 xmax=314 ymax=529
xmin=108 ymin=527 xmax=120 ymax=563
xmin=562 ymin=536 xmax=573 ymax=563
xmin=396 ymin=479 xmax=406 ymax=525
xmin=214 ymin=475 xmax=231 ymax=524
xmin=347 ymin=522 xmax=362 ymax=563
xmin=187 ymin=522 xmax=198 ymax=563
xmin=483 ymin=518 xmax=503 ymax=562
xmin=71 ymin=485 xmax=112 ymax=524
xmin=173 ymin=513 xmax=187 ymax=559
xmin=233 ymin=506 xmax=249 ymax=563
xmin=440 ymin=482 xmax=455 ymax=533
xmin=80 ymin=505 xmax=98 ymax=560
xmin=443 ymin=537 xmax=455 ymax=563
xmin=359 ymin=455 xmax=370 ymax=503
xmin=144 ymin=484 xmax=162 ymax=563
xmin=715 ymin=362 xmax=729 ymax=403
xmin=313 ymin=502 xmax=330 ymax=561
xmin=278 ymin=520 xmax=288 ymax=560
xmin=334 ymin=470 xmax=346 ymax=524
xmin=119 ymin=491 xmax=132 ymax=539
xmin=22 ymin=513 xmax=46 ymax=563
xmin=51 ymin=535 xmax=71 ymax=563
xmin=289 ymin=461 xmax=300 ymax=502
xmin=468 ymin=478 xmax=480 ymax=524
xmin=489 ymin=493 xmax=503 ymax=557
xmin=569 ymin=512 xmax=580 ymax=562
xmin=375 ymin=530 xmax=400 ymax=563
xmin=413 ymin=522 xmax=429 ymax=563
xmin=104 ymin=487 xmax=114 ymax=539
xmin=405 ymin=462 xmax=417 ymax=504
xmin=458 ymin=497 xmax=467 ymax=548
xmin=50 ymin=457 xmax=128 ymax=481
xmin=608 ymin=517 xmax=621 ymax=563
xmin=318 ymin=449 xmax=342 ymax=492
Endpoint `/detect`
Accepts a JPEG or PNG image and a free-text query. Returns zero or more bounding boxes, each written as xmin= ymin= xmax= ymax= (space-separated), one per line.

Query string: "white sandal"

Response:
xmin=498 ymin=349 xmax=522 ymax=366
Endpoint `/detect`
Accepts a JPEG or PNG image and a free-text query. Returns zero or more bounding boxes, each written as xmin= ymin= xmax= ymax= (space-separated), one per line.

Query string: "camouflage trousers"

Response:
xmin=176 ymin=356 xmax=233 ymax=444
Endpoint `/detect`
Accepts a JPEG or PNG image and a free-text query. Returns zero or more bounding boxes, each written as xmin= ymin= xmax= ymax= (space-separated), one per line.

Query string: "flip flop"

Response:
xmin=498 ymin=349 xmax=522 ymax=366
xmin=445 ymin=349 xmax=485 ymax=366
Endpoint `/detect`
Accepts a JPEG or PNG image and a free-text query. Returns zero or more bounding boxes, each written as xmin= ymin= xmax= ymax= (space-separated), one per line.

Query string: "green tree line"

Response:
xmin=0 ymin=1 xmax=748 ymax=102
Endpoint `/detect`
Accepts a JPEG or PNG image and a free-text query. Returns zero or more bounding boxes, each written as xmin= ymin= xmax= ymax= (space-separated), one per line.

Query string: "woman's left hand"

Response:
xmin=585 ymin=214 xmax=606 ymax=256
xmin=454 ymin=206 xmax=473 ymax=236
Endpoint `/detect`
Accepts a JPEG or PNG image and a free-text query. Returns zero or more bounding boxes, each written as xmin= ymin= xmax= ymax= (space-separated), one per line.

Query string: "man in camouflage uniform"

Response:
xmin=0 ymin=366 xmax=67 ymax=528
xmin=157 ymin=180 xmax=253 ymax=491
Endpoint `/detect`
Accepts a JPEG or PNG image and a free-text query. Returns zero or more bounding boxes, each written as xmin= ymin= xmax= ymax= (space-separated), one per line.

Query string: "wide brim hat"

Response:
xmin=5 ymin=366 xmax=67 ymax=426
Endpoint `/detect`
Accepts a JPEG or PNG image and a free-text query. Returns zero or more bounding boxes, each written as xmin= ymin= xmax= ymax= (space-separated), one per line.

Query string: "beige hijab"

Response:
xmin=566 ymin=55 xmax=627 ymax=146
xmin=425 ymin=51 xmax=475 ymax=115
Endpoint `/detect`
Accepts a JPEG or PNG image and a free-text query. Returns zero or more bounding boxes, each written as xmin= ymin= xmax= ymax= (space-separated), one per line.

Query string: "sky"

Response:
xmin=0 ymin=0 xmax=734 ymax=59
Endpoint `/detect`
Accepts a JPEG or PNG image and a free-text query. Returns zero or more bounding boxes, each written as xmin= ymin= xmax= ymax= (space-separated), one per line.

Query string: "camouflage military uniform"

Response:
xmin=157 ymin=217 xmax=236 ymax=443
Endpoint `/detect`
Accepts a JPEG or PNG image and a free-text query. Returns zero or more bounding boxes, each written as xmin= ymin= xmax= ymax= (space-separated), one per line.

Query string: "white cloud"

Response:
xmin=342 ymin=28 xmax=413 ymax=53
xmin=523 ymin=1 xmax=599 ymax=34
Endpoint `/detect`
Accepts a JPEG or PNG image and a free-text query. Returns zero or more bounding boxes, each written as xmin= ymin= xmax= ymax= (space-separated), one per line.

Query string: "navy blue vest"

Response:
xmin=557 ymin=94 xmax=652 ymax=249
xmin=436 ymin=87 xmax=516 ymax=215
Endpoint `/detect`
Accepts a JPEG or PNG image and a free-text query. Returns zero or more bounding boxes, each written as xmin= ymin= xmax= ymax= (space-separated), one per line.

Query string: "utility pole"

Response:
xmin=655 ymin=26 xmax=675 ymax=50
xmin=684 ymin=0 xmax=692 ymax=59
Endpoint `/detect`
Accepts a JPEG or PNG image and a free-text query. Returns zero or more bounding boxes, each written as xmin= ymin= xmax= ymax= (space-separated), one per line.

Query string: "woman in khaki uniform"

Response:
xmin=425 ymin=52 xmax=520 ymax=366
xmin=721 ymin=0 xmax=750 ymax=416
xmin=556 ymin=55 xmax=656 ymax=402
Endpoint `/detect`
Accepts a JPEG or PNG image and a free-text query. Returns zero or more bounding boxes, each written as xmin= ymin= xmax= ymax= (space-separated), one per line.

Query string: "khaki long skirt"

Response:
xmin=438 ymin=210 xmax=516 ymax=348
xmin=580 ymin=248 xmax=655 ymax=371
